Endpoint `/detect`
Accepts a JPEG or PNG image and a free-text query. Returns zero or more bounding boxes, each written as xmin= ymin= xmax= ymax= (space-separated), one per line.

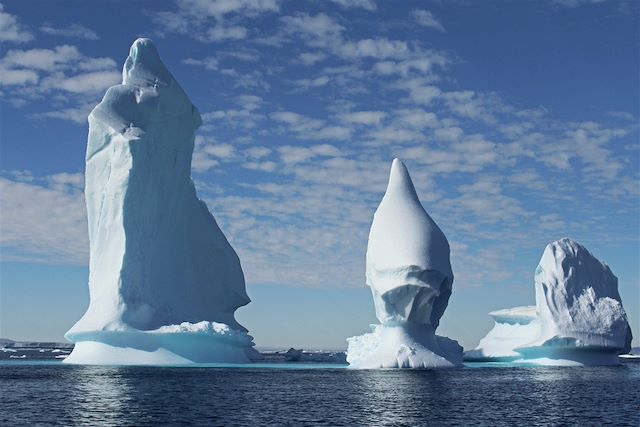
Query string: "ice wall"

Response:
xmin=64 ymin=39 xmax=255 ymax=365
xmin=346 ymin=159 xmax=463 ymax=368
xmin=467 ymin=238 xmax=633 ymax=366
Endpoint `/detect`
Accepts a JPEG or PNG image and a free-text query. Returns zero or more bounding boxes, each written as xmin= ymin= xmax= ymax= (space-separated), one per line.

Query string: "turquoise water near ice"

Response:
xmin=1 ymin=361 xmax=638 ymax=426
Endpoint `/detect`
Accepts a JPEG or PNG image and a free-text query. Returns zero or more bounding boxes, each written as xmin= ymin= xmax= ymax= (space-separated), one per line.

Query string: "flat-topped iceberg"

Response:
xmin=464 ymin=306 xmax=539 ymax=361
xmin=64 ymin=39 xmax=256 ymax=365
xmin=467 ymin=238 xmax=633 ymax=366
xmin=346 ymin=159 xmax=463 ymax=368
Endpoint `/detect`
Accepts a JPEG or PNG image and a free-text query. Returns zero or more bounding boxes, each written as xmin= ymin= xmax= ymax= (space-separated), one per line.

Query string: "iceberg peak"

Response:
xmin=123 ymin=38 xmax=173 ymax=87
xmin=386 ymin=158 xmax=420 ymax=202
xmin=369 ymin=158 xmax=452 ymax=281
xmin=64 ymin=39 xmax=254 ymax=365
xmin=467 ymin=238 xmax=633 ymax=366
xmin=347 ymin=159 xmax=462 ymax=369
xmin=88 ymin=37 xmax=198 ymax=140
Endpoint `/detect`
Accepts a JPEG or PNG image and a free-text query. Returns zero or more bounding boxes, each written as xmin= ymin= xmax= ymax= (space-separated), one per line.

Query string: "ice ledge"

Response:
xmin=64 ymin=321 xmax=255 ymax=365
xmin=346 ymin=324 xmax=463 ymax=369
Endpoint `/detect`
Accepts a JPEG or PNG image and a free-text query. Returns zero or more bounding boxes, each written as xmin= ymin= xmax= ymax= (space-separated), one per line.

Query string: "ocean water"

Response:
xmin=1 ymin=362 xmax=638 ymax=426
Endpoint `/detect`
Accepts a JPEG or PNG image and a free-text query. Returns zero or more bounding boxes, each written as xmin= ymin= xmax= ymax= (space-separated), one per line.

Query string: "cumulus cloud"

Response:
xmin=0 ymin=175 xmax=88 ymax=265
xmin=330 ymin=0 xmax=377 ymax=11
xmin=412 ymin=10 xmax=445 ymax=32
xmin=0 ymin=44 xmax=119 ymax=118
xmin=1 ymin=0 xmax=636 ymax=297
xmin=40 ymin=23 xmax=99 ymax=40
xmin=151 ymin=0 xmax=280 ymax=43
xmin=0 ymin=3 xmax=33 ymax=43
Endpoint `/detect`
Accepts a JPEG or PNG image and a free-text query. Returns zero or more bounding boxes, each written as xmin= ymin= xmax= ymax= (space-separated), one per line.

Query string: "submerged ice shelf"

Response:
xmin=64 ymin=39 xmax=256 ymax=365
xmin=346 ymin=159 xmax=463 ymax=369
xmin=466 ymin=238 xmax=633 ymax=366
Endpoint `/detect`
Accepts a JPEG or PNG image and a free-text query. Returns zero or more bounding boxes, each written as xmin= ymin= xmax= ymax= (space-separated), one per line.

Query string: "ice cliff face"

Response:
xmin=467 ymin=238 xmax=633 ymax=366
xmin=64 ymin=39 xmax=254 ymax=364
xmin=347 ymin=159 xmax=462 ymax=368
xmin=532 ymin=238 xmax=632 ymax=353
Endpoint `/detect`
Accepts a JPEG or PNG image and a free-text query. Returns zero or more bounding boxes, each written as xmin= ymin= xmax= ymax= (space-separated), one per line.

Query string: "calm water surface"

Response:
xmin=1 ymin=362 xmax=638 ymax=426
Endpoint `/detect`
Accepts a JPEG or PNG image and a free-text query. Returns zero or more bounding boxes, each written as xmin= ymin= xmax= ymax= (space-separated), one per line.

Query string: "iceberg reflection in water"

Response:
xmin=1 ymin=363 xmax=638 ymax=426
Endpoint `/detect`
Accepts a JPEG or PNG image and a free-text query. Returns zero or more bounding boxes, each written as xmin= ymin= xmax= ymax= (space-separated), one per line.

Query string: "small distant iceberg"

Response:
xmin=466 ymin=238 xmax=633 ymax=366
xmin=346 ymin=159 xmax=463 ymax=369
xmin=64 ymin=39 xmax=256 ymax=365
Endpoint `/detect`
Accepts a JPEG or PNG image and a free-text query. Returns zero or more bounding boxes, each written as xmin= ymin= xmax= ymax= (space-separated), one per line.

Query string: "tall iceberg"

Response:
xmin=346 ymin=159 xmax=463 ymax=368
xmin=466 ymin=238 xmax=633 ymax=366
xmin=64 ymin=39 xmax=255 ymax=365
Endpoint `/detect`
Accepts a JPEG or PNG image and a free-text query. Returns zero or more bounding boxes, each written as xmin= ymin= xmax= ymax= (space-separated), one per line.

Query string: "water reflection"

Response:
xmin=349 ymin=370 xmax=457 ymax=426
xmin=2 ymin=364 xmax=637 ymax=426
xmin=66 ymin=366 xmax=133 ymax=426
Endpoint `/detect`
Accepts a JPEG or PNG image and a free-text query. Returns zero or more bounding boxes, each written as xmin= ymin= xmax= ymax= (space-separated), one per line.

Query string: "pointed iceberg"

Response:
xmin=346 ymin=159 xmax=463 ymax=368
xmin=64 ymin=39 xmax=256 ymax=365
xmin=466 ymin=238 xmax=633 ymax=366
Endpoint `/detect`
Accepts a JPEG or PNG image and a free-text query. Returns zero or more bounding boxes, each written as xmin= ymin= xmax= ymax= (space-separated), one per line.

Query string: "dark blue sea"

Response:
xmin=1 ymin=362 xmax=639 ymax=426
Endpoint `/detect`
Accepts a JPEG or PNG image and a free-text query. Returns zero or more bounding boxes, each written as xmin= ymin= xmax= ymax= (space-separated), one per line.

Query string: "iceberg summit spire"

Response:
xmin=346 ymin=159 xmax=463 ymax=368
xmin=64 ymin=38 xmax=256 ymax=365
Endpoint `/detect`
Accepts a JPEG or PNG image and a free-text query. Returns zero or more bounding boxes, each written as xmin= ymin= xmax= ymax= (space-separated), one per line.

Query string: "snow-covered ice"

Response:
xmin=464 ymin=306 xmax=539 ymax=361
xmin=466 ymin=238 xmax=633 ymax=366
xmin=64 ymin=39 xmax=255 ymax=365
xmin=346 ymin=159 xmax=463 ymax=368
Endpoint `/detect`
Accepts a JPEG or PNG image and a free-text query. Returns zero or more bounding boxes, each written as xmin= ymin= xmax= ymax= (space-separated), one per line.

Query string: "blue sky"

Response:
xmin=0 ymin=0 xmax=638 ymax=350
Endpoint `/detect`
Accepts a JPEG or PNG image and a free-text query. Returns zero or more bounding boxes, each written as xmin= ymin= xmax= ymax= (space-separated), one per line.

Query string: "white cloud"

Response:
xmin=271 ymin=110 xmax=352 ymax=141
xmin=192 ymin=136 xmax=236 ymax=172
xmin=280 ymin=13 xmax=345 ymax=48
xmin=245 ymin=146 xmax=271 ymax=159
xmin=338 ymin=38 xmax=411 ymax=60
xmin=0 ymin=176 xmax=88 ymax=265
xmin=244 ymin=161 xmax=278 ymax=172
xmin=37 ymin=102 xmax=96 ymax=124
xmin=394 ymin=109 xmax=439 ymax=129
xmin=442 ymin=90 xmax=499 ymax=124
xmin=1 ymin=45 xmax=81 ymax=71
xmin=203 ymin=24 xmax=248 ymax=41
xmin=41 ymin=70 xmax=120 ymax=94
xmin=175 ymin=0 xmax=280 ymax=19
xmin=0 ymin=3 xmax=33 ymax=43
xmin=0 ymin=46 xmax=118 ymax=93
xmin=330 ymin=0 xmax=377 ymax=11
xmin=0 ymin=67 xmax=38 ymax=85
xmin=535 ymin=122 xmax=626 ymax=179
xmin=374 ymin=55 xmax=448 ymax=76
xmin=0 ymin=44 xmax=120 ymax=122
xmin=339 ymin=111 xmax=386 ymax=126
xmin=397 ymin=78 xmax=442 ymax=104
xmin=413 ymin=10 xmax=445 ymax=32
xmin=203 ymin=142 xmax=235 ymax=159
xmin=272 ymin=110 xmax=322 ymax=131
xmin=40 ymin=23 xmax=99 ymax=40
xmin=291 ymin=75 xmax=330 ymax=90
xmin=184 ymin=57 xmax=271 ymax=91
xmin=552 ymin=0 xmax=608 ymax=7
xmin=151 ymin=0 xmax=280 ymax=42
xmin=277 ymin=144 xmax=342 ymax=164
xmin=183 ymin=57 xmax=219 ymax=70
xmin=298 ymin=52 xmax=327 ymax=66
